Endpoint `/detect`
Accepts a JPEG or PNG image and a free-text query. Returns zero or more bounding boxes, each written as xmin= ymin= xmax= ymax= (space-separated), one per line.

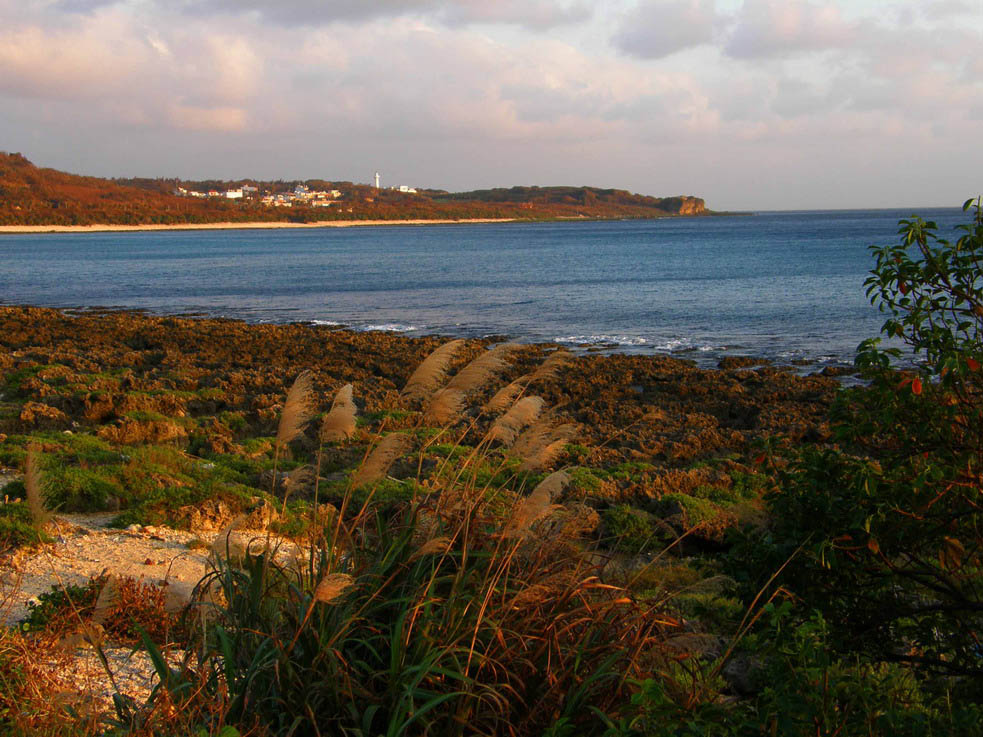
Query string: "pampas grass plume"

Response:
xmin=91 ymin=575 xmax=120 ymax=625
xmin=352 ymin=432 xmax=412 ymax=487
xmin=505 ymin=470 xmax=569 ymax=537
xmin=210 ymin=515 xmax=247 ymax=563
xmin=484 ymin=378 xmax=529 ymax=414
xmin=321 ymin=383 xmax=357 ymax=442
xmin=529 ymin=350 xmax=572 ymax=382
xmin=277 ymin=370 xmax=315 ymax=446
xmin=24 ymin=445 xmax=49 ymax=528
xmin=401 ymin=339 xmax=465 ymax=403
xmin=489 ymin=396 xmax=544 ymax=446
xmin=425 ymin=388 xmax=467 ymax=426
xmin=445 ymin=343 xmax=516 ymax=393
xmin=314 ymin=573 xmax=354 ymax=604
xmin=411 ymin=536 xmax=453 ymax=560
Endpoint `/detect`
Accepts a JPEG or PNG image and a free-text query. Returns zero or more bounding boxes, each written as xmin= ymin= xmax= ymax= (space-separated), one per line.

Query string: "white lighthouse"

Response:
xmin=374 ymin=172 xmax=381 ymax=190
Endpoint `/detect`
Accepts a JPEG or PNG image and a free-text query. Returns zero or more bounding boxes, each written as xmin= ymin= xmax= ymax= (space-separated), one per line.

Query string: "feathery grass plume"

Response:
xmin=352 ymin=432 xmax=413 ymax=487
xmin=276 ymin=370 xmax=315 ymax=446
xmin=484 ymin=377 xmax=529 ymax=414
xmin=401 ymin=339 xmax=465 ymax=403
xmin=91 ymin=575 xmax=120 ymax=626
xmin=313 ymin=573 xmax=354 ymax=604
xmin=210 ymin=515 xmax=247 ymax=563
xmin=488 ymin=396 xmax=545 ymax=446
xmin=445 ymin=343 xmax=516 ymax=393
xmin=424 ymin=387 xmax=467 ymax=426
xmin=528 ymin=350 xmax=572 ymax=382
xmin=320 ymin=383 xmax=357 ymax=442
xmin=512 ymin=420 xmax=576 ymax=460
xmin=514 ymin=422 xmax=577 ymax=472
xmin=283 ymin=465 xmax=315 ymax=493
xmin=410 ymin=536 xmax=453 ymax=561
xmin=505 ymin=470 xmax=569 ymax=537
xmin=519 ymin=440 xmax=569 ymax=473
xmin=24 ymin=445 xmax=49 ymax=528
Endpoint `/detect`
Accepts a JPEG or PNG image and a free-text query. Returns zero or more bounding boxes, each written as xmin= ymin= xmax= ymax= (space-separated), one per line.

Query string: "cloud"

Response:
xmin=613 ymin=0 xmax=719 ymax=58
xmin=174 ymin=0 xmax=591 ymax=30
xmin=167 ymin=104 xmax=248 ymax=131
xmin=725 ymin=0 xmax=860 ymax=58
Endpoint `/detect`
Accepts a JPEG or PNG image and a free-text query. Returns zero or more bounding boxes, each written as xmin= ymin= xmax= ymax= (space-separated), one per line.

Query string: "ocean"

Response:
xmin=0 ymin=208 xmax=966 ymax=370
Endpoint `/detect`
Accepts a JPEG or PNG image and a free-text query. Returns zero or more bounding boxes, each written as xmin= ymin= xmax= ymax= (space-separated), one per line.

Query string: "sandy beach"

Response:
xmin=0 ymin=218 xmax=515 ymax=234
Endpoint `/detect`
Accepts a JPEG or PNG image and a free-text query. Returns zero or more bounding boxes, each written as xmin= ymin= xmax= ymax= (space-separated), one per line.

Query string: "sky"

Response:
xmin=0 ymin=0 xmax=981 ymax=210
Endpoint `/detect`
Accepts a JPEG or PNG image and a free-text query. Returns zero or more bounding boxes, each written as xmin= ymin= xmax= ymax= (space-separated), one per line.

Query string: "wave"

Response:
xmin=553 ymin=334 xmax=649 ymax=347
xmin=361 ymin=323 xmax=421 ymax=333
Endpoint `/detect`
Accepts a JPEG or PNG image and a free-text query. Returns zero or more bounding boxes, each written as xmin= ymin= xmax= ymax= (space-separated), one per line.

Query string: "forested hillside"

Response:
xmin=0 ymin=152 xmax=706 ymax=226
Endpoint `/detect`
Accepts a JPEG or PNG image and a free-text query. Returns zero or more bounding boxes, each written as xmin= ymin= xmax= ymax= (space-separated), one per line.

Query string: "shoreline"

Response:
xmin=0 ymin=218 xmax=516 ymax=235
xmin=0 ymin=303 xmax=860 ymax=380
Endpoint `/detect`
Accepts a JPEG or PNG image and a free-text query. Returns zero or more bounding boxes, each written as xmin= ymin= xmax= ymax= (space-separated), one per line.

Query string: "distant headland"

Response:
xmin=0 ymin=152 xmax=707 ymax=229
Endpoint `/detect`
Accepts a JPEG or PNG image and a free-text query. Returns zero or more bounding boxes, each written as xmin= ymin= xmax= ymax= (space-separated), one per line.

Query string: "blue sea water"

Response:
xmin=0 ymin=208 xmax=967 ymax=369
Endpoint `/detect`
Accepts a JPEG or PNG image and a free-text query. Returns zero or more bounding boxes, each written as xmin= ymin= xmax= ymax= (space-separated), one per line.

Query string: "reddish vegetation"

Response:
xmin=0 ymin=152 xmax=706 ymax=226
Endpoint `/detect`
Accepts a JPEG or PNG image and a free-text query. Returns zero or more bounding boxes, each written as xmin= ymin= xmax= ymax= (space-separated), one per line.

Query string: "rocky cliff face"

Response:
xmin=660 ymin=196 xmax=706 ymax=215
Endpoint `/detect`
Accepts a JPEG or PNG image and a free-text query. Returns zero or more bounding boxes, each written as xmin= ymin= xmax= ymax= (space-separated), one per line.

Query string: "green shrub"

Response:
xmin=750 ymin=201 xmax=983 ymax=691
xmin=42 ymin=465 xmax=124 ymax=512
xmin=0 ymin=502 xmax=49 ymax=551
xmin=603 ymin=504 xmax=658 ymax=553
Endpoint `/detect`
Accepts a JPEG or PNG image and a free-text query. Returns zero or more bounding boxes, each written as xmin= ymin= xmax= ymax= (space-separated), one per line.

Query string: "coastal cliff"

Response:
xmin=0 ymin=152 xmax=708 ymax=226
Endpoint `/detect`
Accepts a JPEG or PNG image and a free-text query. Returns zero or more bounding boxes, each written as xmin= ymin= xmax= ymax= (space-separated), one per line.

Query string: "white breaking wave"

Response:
xmin=553 ymin=334 xmax=649 ymax=346
xmin=361 ymin=323 xmax=421 ymax=333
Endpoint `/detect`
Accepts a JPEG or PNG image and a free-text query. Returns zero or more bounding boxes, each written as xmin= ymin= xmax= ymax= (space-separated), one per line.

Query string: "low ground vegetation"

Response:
xmin=1 ymin=202 xmax=981 ymax=734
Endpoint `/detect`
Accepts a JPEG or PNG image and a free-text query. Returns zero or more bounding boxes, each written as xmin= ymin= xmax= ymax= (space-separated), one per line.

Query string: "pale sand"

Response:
xmin=0 ymin=218 xmax=514 ymax=234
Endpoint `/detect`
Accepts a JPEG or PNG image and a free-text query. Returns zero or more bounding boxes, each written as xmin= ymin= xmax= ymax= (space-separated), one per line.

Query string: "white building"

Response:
xmin=225 ymin=189 xmax=243 ymax=199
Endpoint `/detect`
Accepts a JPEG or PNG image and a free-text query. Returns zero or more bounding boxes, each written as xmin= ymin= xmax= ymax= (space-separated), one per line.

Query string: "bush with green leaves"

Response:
xmin=745 ymin=200 xmax=983 ymax=690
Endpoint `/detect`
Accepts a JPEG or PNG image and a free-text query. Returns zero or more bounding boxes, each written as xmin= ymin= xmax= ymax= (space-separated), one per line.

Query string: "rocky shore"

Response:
xmin=0 ymin=304 xmax=845 ymax=725
xmin=0 ymin=305 xmax=837 ymax=470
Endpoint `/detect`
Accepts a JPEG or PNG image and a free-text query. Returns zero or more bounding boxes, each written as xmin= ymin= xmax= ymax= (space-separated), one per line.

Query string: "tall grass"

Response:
xmin=131 ymin=344 xmax=673 ymax=736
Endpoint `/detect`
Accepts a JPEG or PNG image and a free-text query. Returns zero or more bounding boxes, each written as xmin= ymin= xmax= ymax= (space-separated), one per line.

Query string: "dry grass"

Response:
xmin=445 ymin=343 xmax=516 ymax=393
xmin=505 ymin=470 xmax=570 ymax=537
xmin=401 ymin=339 xmax=465 ymax=403
xmin=352 ymin=432 xmax=413 ymax=487
xmin=424 ymin=387 xmax=467 ymax=425
xmin=321 ymin=383 xmax=357 ymax=442
xmin=488 ymin=396 xmax=545 ymax=446
xmin=276 ymin=370 xmax=315 ymax=446
xmin=24 ymin=445 xmax=50 ymax=529
xmin=484 ymin=378 xmax=529 ymax=414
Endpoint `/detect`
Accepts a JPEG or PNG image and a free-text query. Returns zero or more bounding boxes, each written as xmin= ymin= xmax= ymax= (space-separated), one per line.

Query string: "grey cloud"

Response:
xmin=173 ymin=0 xmax=589 ymax=29
xmin=51 ymin=0 xmax=122 ymax=13
xmin=725 ymin=0 xmax=861 ymax=59
xmin=613 ymin=0 xmax=719 ymax=59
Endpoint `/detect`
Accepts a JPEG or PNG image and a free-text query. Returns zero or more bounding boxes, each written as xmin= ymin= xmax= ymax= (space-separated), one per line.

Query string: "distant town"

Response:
xmin=174 ymin=173 xmax=417 ymax=210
